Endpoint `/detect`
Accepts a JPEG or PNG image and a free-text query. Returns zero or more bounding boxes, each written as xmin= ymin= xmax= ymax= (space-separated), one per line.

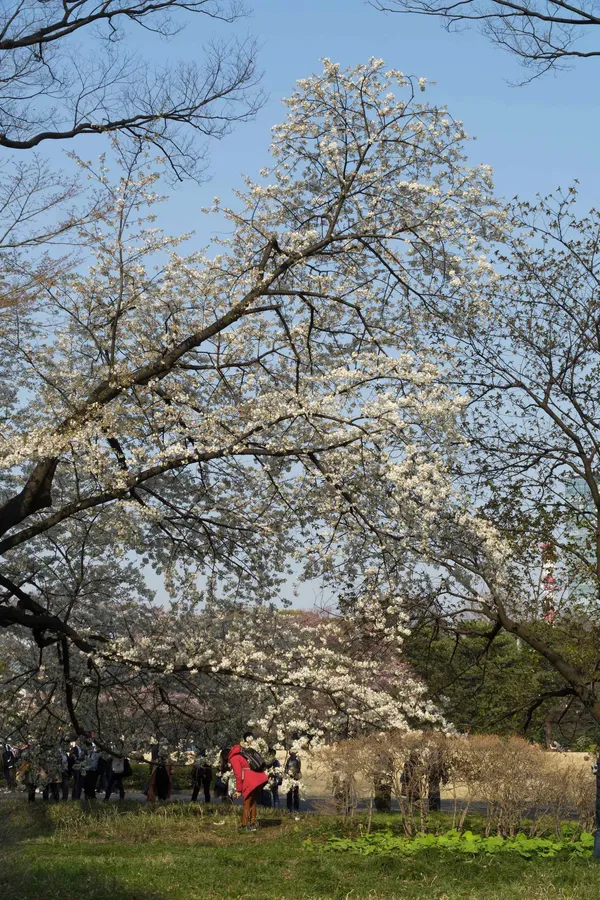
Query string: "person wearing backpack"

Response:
xmin=228 ymin=732 xmax=268 ymax=831
xmin=104 ymin=740 xmax=131 ymax=801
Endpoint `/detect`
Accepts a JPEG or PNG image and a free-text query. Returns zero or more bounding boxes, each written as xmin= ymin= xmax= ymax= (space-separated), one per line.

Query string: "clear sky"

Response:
xmin=143 ymin=0 xmax=599 ymax=240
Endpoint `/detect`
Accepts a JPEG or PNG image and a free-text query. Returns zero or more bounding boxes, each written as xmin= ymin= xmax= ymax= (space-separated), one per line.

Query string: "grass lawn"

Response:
xmin=2 ymin=801 xmax=600 ymax=900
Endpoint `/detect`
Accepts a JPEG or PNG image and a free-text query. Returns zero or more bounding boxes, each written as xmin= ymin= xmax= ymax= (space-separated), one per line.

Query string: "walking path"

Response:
xmin=0 ymin=787 xmax=490 ymax=815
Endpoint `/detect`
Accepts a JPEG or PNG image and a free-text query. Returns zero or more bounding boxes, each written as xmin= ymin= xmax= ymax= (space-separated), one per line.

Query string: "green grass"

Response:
xmin=2 ymin=801 xmax=600 ymax=899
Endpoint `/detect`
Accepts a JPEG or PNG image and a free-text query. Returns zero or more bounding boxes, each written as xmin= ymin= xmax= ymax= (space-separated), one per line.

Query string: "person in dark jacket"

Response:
xmin=97 ymin=752 xmax=111 ymax=795
xmin=267 ymin=747 xmax=282 ymax=809
xmin=59 ymin=740 xmax=70 ymax=800
xmin=214 ymin=747 xmax=232 ymax=804
xmin=285 ymin=751 xmax=301 ymax=812
xmin=228 ymin=733 xmax=268 ymax=831
xmin=147 ymin=744 xmax=173 ymax=801
xmin=2 ymin=743 xmax=16 ymax=788
xmin=82 ymin=741 xmax=100 ymax=800
xmin=69 ymin=740 xmax=85 ymax=800
xmin=191 ymin=750 xmax=213 ymax=803
xmin=427 ymin=745 xmax=449 ymax=812
xmin=104 ymin=740 xmax=129 ymax=801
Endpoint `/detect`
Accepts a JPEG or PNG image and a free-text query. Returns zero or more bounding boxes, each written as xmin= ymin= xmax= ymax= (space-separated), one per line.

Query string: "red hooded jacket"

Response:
xmin=228 ymin=744 xmax=268 ymax=799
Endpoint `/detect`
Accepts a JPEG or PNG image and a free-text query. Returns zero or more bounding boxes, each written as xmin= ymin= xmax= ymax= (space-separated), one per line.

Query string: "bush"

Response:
xmin=315 ymin=732 xmax=595 ymax=837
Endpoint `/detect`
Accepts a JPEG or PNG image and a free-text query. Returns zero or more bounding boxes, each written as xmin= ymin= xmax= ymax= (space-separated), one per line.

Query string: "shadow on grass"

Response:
xmin=0 ymin=801 xmax=167 ymax=900
xmin=0 ymin=856 xmax=167 ymax=900
xmin=0 ymin=797 xmax=54 ymax=845
xmin=258 ymin=817 xmax=282 ymax=828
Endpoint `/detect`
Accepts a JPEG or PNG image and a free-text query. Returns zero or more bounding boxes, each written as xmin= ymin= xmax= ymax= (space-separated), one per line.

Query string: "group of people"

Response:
xmin=2 ymin=732 xmax=303 ymax=824
xmin=2 ymin=737 xmax=132 ymax=802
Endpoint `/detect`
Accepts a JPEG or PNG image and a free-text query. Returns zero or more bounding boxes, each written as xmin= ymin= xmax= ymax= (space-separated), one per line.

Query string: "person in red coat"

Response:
xmin=228 ymin=732 xmax=268 ymax=831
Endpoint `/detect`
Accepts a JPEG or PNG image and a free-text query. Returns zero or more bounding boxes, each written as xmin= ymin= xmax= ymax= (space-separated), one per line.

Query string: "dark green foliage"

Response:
xmin=405 ymin=622 xmax=600 ymax=749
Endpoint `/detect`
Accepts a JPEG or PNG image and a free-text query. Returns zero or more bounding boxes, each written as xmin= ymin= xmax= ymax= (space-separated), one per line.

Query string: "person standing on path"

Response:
xmin=2 ymin=742 xmax=16 ymax=789
xmin=191 ymin=749 xmax=213 ymax=803
xmin=285 ymin=751 xmax=301 ymax=812
xmin=18 ymin=742 xmax=39 ymax=802
xmin=69 ymin=740 xmax=85 ymax=800
xmin=267 ymin=747 xmax=282 ymax=809
xmin=104 ymin=741 xmax=129 ymax=801
xmin=59 ymin=740 xmax=70 ymax=800
xmin=82 ymin=740 xmax=100 ymax=800
xmin=147 ymin=742 xmax=173 ymax=801
xmin=41 ymin=744 xmax=62 ymax=801
xmin=214 ymin=748 xmax=233 ymax=804
xmin=228 ymin=732 xmax=268 ymax=831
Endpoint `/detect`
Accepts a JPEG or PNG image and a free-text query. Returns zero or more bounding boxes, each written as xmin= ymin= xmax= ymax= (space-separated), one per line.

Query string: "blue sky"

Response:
xmin=147 ymin=0 xmax=599 ymax=241
xmin=39 ymin=0 xmax=598 ymax=245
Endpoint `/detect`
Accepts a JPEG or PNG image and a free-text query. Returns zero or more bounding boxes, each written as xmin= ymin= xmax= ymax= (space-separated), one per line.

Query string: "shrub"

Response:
xmin=314 ymin=731 xmax=595 ymax=838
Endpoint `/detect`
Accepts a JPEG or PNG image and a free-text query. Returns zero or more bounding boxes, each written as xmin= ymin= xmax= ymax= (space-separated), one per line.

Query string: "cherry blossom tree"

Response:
xmin=319 ymin=187 xmax=600 ymax=851
xmin=320 ymin=185 xmax=600 ymax=722
xmin=0 ymin=582 xmax=441 ymax=749
xmin=419 ymin=189 xmax=600 ymax=728
xmin=0 ymin=59 xmax=501 ymax=745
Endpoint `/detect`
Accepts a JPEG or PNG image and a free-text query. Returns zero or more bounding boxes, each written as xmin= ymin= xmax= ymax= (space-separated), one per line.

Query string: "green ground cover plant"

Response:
xmin=2 ymin=801 xmax=600 ymax=899
xmin=310 ymin=829 xmax=595 ymax=858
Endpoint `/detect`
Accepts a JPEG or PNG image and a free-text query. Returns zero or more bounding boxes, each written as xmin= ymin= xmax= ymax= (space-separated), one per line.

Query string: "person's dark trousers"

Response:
xmin=428 ymin=791 xmax=441 ymax=811
xmin=97 ymin=760 xmax=110 ymax=794
xmin=428 ymin=775 xmax=441 ymax=811
xmin=286 ymin=785 xmax=299 ymax=811
xmin=27 ymin=785 xmax=36 ymax=802
xmin=156 ymin=766 xmax=169 ymax=801
xmin=83 ymin=770 xmax=98 ymax=800
xmin=43 ymin=782 xmax=60 ymax=801
xmin=61 ymin=772 xmax=70 ymax=800
xmin=191 ymin=777 xmax=211 ymax=802
xmin=71 ymin=770 xmax=83 ymax=800
xmin=105 ymin=773 xmax=125 ymax=800
xmin=271 ymin=785 xmax=280 ymax=808
xmin=3 ymin=765 xmax=15 ymax=788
